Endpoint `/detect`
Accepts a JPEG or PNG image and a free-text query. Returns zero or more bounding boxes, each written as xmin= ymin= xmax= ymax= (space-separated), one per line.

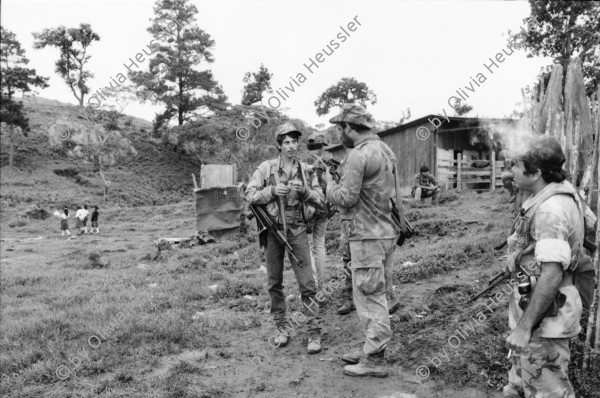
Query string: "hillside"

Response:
xmin=0 ymin=97 xmax=202 ymax=211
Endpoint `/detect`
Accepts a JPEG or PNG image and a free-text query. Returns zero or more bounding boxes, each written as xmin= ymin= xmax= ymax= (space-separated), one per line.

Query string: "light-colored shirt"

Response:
xmin=506 ymin=181 xmax=590 ymax=338
xmin=245 ymin=156 xmax=323 ymax=236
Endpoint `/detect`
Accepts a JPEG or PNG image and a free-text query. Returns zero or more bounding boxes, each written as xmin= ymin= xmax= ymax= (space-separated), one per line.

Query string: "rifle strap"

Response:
xmin=296 ymin=161 xmax=309 ymax=225
xmin=272 ymin=158 xmax=287 ymax=235
xmin=379 ymin=143 xmax=407 ymax=233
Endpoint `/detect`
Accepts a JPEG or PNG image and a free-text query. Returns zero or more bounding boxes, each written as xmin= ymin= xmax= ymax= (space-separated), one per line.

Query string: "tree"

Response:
xmin=451 ymin=98 xmax=473 ymax=116
xmin=314 ymin=77 xmax=377 ymax=116
xmin=241 ymin=64 xmax=272 ymax=106
xmin=32 ymin=23 xmax=99 ymax=106
xmin=508 ymin=0 xmax=600 ymax=97
xmin=1 ymin=27 xmax=49 ymax=168
xmin=130 ymin=0 xmax=228 ymax=132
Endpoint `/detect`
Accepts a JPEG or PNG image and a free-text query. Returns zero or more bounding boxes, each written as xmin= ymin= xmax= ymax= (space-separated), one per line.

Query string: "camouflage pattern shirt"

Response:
xmin=245 ymin=156 xmax=324 ymax=236
xmin=326 ymin=135 xmax=399 ymax=241
xmin=412 ymin=172 xmax=437 ymax=188
xmin=506 ymin=181 xmax=593 ymax=338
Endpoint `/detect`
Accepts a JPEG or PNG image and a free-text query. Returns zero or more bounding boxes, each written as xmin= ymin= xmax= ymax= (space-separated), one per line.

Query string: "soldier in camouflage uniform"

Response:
xmin=503 ymin=136 xmax=592 ymax=398
xmin=412 ymin=165 xmax=440 ymax=204
xmin=306 ymin=132 xmax=332 ymax=289
xmin=323 ymin=105 xmax=400 ymax=377
xmin=245 ymin=123 xmax=324 ymax=354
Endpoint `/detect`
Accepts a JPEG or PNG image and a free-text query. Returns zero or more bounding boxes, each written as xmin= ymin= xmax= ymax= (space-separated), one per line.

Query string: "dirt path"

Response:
xmin=130 ymin=193 xmax=512 ymax=397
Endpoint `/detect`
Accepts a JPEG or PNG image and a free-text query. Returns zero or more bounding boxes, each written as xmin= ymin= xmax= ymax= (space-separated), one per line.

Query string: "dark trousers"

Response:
xmin=265 ymin=229 xmax=321 ymax=334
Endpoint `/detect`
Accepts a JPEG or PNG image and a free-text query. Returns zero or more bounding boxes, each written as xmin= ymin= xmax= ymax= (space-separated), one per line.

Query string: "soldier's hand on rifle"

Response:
xmin=271 ymin=183 xmax=290 ymax=196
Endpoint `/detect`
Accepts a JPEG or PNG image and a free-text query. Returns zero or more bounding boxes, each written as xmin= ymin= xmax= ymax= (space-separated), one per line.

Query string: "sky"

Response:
xmin=2 ymin=0 xmax=550 ymax=127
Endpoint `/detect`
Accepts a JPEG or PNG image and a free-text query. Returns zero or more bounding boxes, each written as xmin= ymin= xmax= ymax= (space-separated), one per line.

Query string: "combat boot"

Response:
xmin=342 ymin=349 xmax=363 ymax=364
xmin=343 ymin=355 xmax=388 ymax=377
xmin=307 ymin=334 xmax=322 ymax=354
xmin=272 ymin=326 xmax=290 ymax=347
xmin=337 ymin=301 xmax=356 ymax=315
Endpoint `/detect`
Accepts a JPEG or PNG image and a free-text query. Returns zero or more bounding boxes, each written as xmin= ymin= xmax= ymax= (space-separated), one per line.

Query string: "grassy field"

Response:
xmin=2 ymin=188 xmax=598 ymax=398
xmin=0 ymin=193 xmax=599 ymax=398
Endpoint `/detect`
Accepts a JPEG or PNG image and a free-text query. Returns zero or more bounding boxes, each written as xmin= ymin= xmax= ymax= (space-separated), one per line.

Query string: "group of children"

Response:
xmin=59 ymin=205 xmax=100 ymax=237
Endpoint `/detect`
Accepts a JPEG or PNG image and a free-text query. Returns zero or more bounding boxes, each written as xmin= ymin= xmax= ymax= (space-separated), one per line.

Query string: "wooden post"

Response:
xmin=457 ymin=153 xmax=462 ymax=192
xmin=589 ymin=91 xmax=599 ymax=211
xmin=595 ymin=96 xmax=600 ymax=357
xmin=491 ymin=151 xmax=496 ymax=192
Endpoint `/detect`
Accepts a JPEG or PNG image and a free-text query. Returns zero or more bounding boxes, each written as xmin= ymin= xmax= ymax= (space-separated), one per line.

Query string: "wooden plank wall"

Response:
xmin=438 ymin=152 xmax=503 ymax=191
xmin=381 ymin=122 xmax=434 ymax=196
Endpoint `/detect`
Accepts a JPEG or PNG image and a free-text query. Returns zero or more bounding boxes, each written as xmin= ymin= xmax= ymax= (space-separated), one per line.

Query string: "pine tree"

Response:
xmin=241 ymin=64 xmax=272 ymax=106
xmin=1 ymin=27 xmax=49 ymax=168
xmin=33 ymin=23 xmax=99 ymax=106
xmin=129 ymin=0 xmax=229 ymax=133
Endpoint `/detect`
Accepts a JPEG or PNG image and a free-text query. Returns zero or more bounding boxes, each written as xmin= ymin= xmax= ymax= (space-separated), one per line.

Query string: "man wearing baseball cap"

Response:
xmin=245 ymin=122 xmax=324 ymax=354
xmin=322 ymin=104 xmax=401 ymax=377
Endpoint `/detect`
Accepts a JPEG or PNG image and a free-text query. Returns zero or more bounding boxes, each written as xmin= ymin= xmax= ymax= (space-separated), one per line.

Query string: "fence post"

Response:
xmin=457 ymin=153 xmax=462 ymax=192
xmin=491 ymin=151 xmax=496 ymax=192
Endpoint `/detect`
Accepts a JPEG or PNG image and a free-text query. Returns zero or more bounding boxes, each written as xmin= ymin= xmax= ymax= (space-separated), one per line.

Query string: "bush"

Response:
xmin=87 ymin=252 xmax=109 ymax=269
xmin=9 ymin=219 xmax=28 ymax=228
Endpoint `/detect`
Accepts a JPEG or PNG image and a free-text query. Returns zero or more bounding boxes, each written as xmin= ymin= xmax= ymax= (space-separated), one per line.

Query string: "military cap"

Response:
xmin=517 ymin=135 xmax=565 ymax=171
xmin=275 ymin=122 xmax=302 ymax=138
xmin=329 ymin=104 xmax=375 ymax=129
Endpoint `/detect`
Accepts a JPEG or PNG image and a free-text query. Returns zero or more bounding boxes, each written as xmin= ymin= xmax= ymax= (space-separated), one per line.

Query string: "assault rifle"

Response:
xmin=466 ymin=271 xmax=508 ymax=304
xmin=248 ymin=204 xmax=303 ymax=267
xmin=391 ymin=199 xmax=415 ymax=246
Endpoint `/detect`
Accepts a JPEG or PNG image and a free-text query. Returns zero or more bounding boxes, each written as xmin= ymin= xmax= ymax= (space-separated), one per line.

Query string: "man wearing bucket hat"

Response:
xmin=245 ymin=122 xmax=324 ymax=354
xmin=322 ymin=104 xmax=401 ymax=377
xmin=502 ymin=135 xmax=596 ymax=397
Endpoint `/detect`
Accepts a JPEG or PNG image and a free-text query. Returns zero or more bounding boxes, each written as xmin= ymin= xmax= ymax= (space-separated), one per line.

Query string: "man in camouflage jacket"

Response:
xmin=323 ymin=105 xmax=400 ymax=377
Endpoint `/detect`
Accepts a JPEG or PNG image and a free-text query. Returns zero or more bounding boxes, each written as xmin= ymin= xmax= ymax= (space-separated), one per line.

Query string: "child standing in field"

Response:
xmin=60 ymin=208 xmax=71 ymax=237
xmin=75 ymin=205 xmax=83 ymax=232
xmin=91 ymin=206 xmax=100 ymax=234
xmin=82 ymin=205 xmax=90 ymax=233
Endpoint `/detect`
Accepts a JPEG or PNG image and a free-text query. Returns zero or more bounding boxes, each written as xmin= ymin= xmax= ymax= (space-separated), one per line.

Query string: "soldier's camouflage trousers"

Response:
xmin=503 ymin=336 xmax=575 ymax=398
xmin=341 ymin=238 xmax=396 ymax=306
xmin=349 ymin=238 xmax=395 ymax=356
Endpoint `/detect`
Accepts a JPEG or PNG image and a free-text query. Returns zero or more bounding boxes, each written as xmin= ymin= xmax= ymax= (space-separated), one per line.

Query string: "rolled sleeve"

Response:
xmin=412 ymin=174 xmax=420 ymax=188
xmin=326 ymin=151 xmax=364 ymax=208
xmin=533 ymin=211 xmax=572 ymax=269
xmin=534 ymin=239 xmax=571 ymax=268
xmin=428 ymin=173 xmax=438 ymax=186
xmin=245 ymin=163 xmax=274 ymax=205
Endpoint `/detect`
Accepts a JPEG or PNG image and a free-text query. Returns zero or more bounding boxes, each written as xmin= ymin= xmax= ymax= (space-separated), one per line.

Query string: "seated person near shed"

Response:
xmin=412 ymin=165 xmax=441 ymax=204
